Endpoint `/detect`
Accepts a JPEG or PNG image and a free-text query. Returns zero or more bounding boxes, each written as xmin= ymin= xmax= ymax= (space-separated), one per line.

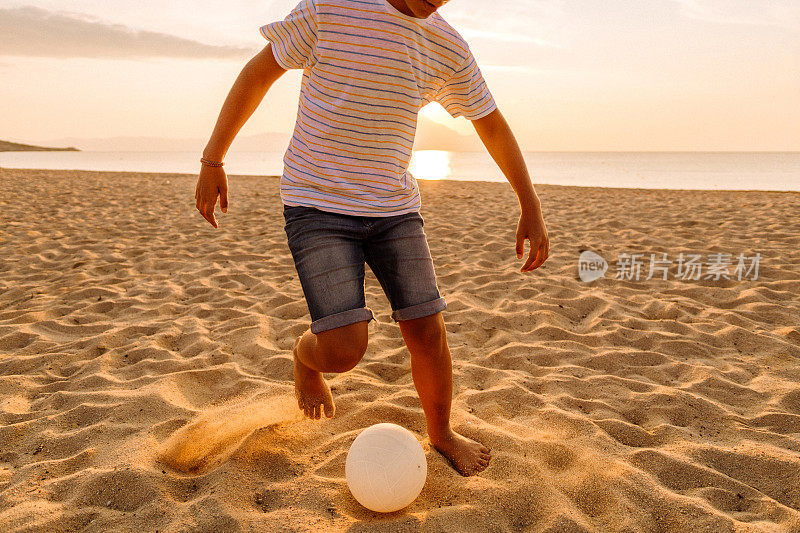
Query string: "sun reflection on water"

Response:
xmin=409 ymin=150 xmax=452 ymax=180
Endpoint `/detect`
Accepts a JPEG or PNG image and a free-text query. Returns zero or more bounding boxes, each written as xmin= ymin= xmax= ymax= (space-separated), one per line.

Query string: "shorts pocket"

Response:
xmin=283 ymin=205 xmax=317 ymax=231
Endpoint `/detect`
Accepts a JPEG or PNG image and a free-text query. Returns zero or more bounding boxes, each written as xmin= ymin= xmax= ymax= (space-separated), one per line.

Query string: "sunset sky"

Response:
xmin=1 ymin=0 xmax=798 ymax=151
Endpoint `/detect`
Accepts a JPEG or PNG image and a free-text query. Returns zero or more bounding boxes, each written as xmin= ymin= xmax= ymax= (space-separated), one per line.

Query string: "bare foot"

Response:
xmin=292 ymin=336 xmax=335 ymax=419
xmin=429 ymin=428 xmax=491 ymax=476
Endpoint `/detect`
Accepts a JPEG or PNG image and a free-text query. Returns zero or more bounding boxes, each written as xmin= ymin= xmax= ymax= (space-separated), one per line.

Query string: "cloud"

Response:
xmin=671 ymin=0 xmax=800 ymax=30
xmin=459 ymin=28 xmax=563 ymax=48
xmin=0 ymin=6 xmax=253 ymax=59
xmin=481 ymin=64 xmax=536 ymax=73
xmin=444 ymin=0 xmax=569 ymax=48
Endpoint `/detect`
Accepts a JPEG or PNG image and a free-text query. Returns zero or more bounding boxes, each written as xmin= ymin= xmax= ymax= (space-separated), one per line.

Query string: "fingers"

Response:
xmin=219 ymin=184 xmax=229 ymax=213
xmin=521 ymin=244 xmax=538 ymax=272
xmin=197 ymin=199 xmax=218 ymax=228
xmin=515 ymin=234 xmax=524 ymax=259
xmin=204 ymin=208 xmax=218 ymax=229
xmin=520 ymin=237 xmax=550 ymax=272
xmin=526 ymin=242 xmax=548 ymax=272
xmin=518 ymin=233 xmax=537 ymax=271
xmin=195 ymin=192 xmax=219 ymax=229
xmin=195 ymin=170 xmax=228 ymax=227
xmin=536 ymin=238 xmax=551 ymax=269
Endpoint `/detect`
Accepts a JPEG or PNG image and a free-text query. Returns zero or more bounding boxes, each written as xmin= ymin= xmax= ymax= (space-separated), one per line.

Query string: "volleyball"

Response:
xmin=345 ymin=423 xmax=427 ymax=513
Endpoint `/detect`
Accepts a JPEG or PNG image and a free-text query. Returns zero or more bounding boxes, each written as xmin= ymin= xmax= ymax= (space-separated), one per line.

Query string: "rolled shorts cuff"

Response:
xmin=391 ymin=297 xmax=447 ymax=322
xmin=310 ymin=307 xmax=375 ymax=334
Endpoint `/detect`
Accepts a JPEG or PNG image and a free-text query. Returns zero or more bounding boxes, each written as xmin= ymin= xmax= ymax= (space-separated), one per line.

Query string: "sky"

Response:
xmin=0 ymin=0 xmax=798 ymax=152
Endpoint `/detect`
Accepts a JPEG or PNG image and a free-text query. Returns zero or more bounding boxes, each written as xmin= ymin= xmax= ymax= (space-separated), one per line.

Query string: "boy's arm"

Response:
xmin=195 ymin=43 xmax=286 ymax=228
xmin=202 ymin=43 xmax=286 ymax=161
xmin=471 ymin=108 xmax=550 ymax=272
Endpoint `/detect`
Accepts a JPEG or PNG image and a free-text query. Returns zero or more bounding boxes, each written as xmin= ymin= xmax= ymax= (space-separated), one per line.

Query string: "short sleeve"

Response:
xmin=434 ymin=51 xmax=497 ymax=120
xmin=259 ymin=0 xmax=319 ymax=70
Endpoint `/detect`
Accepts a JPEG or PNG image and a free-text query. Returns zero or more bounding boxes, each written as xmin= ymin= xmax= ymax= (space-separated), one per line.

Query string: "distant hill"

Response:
xmin=0 ymin=140 xmax=80 ymax=152
xmin=30 ymin=115 xmax=481 ymax=152
xmin=30 ymin=133 xmax=290 ymax=153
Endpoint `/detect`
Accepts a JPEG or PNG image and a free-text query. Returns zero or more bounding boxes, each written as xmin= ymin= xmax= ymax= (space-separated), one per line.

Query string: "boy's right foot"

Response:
xmin=292 ymin=335 xmax=336 ymax=419
xmin=429 ymin=428 xmax=491 ymax=477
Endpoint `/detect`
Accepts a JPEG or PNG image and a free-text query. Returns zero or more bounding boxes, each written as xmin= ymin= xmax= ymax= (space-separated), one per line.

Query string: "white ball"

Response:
xmin=345 ymin=423 xmax=427 ymax=513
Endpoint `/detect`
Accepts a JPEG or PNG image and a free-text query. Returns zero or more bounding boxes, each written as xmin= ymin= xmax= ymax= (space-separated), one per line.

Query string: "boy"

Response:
xmin=195 ymin=0 xmax=549 ymax=477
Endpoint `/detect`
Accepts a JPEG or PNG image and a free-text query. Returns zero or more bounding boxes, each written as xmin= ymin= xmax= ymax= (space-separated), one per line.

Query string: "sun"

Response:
xmin=419 ymin=102 xmax=474 ymax=136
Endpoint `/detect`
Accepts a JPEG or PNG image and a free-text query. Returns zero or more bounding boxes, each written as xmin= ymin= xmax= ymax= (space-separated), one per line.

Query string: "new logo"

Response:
xmin=578 ymin=250 xmax=608 ymax=282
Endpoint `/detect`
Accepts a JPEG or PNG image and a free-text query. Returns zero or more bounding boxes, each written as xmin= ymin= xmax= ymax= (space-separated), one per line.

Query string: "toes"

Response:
xmin=463 ymin=464 xmax=484 ymax=477
xmin=299 ymin=399 xmax=329 ymax=420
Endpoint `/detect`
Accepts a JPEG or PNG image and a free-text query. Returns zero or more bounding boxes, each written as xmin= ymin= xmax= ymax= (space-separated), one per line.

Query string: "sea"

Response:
xmin=1 ymin=151 xmax=797 ymax=191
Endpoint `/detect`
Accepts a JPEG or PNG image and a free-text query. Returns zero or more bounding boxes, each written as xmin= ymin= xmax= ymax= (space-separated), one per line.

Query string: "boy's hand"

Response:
xmin=195 ymin=165 xmax=229 ymax=229
xmin=516 ymin=203 xmax=549 ymax=273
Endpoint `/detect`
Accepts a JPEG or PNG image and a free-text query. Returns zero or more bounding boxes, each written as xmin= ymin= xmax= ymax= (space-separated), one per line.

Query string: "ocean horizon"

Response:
xmin=1 ymin=150 xmax=797 ymax=192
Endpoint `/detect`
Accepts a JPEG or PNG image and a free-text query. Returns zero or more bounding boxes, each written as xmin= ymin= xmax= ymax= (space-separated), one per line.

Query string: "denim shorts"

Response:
xmin=282 ymin=204 xmax=447 ymax=334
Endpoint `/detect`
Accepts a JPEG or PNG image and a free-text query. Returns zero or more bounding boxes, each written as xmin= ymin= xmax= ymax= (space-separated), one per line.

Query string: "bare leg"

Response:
xmin=292 ymin=321 xmax=368 ymax=419
xmin=399 ymin=312 xmax=491 ymax=476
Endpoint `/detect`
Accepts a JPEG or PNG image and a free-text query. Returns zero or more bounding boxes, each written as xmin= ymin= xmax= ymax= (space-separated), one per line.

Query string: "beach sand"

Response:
xmin=1 ymin=167 xmax=799 ymax=532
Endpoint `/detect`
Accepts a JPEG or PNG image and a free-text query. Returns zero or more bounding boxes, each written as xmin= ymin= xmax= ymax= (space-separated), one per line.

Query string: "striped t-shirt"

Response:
xmin=260 ymin=0 xmax=497 ymax=216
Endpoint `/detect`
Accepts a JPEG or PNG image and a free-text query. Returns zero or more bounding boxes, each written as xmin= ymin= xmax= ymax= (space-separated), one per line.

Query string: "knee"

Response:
xmin=400 ymin=312 xmax=446 ymax=350
xmin=316 ymin=321 xmax=369 ymax=373
xmin=326 ymin=341 xmax=368 ymax=373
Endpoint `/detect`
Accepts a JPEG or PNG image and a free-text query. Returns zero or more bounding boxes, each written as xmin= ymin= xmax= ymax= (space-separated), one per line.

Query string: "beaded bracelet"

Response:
xmin=200 ymin=157 xmax=224 ymax=167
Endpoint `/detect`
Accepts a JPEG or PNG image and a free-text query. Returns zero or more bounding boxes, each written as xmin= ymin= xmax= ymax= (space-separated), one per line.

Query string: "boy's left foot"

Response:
xmin=429 ymin=428 xmax=491 ymax=476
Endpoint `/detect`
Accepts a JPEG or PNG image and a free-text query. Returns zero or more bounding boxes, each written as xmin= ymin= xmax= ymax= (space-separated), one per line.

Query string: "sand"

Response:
xmin=0 ymin=167 xmax=799 ymax=532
